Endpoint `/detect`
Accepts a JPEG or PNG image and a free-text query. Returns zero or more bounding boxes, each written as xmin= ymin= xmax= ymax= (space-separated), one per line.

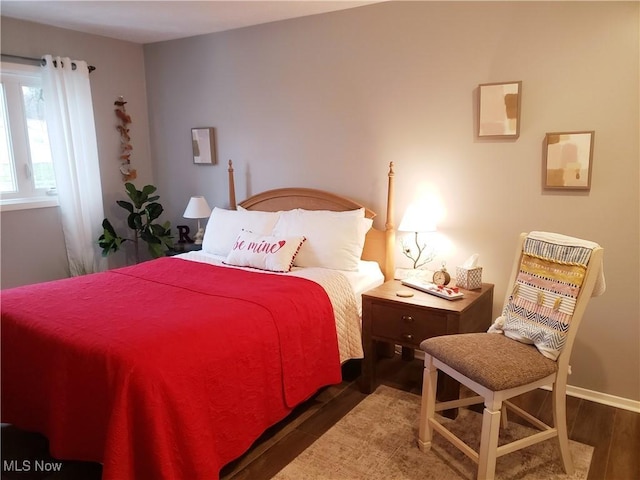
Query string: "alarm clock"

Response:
xmin=432 ymin=263 xmax=451 ymax=286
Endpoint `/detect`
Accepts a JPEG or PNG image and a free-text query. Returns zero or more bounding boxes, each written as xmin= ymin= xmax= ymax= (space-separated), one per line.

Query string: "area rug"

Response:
xmin=273 ymin=385 xmax=593 ymax=480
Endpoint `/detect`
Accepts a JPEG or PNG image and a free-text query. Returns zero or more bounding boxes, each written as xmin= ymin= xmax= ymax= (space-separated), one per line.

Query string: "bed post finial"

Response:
xmin=384 ymin=162 xmax=395 ymax=280
xmin=228 ymin=160 xmax=237 ymax=210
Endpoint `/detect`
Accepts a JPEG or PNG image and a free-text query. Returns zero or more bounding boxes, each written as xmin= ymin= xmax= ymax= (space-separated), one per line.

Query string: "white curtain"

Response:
xmin=41 ymin=55 xmax=106 ymax=275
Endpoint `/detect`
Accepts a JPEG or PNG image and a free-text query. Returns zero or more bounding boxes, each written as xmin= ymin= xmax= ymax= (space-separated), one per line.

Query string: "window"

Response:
xmin=0 ymin=62 xmax=57 ymax=210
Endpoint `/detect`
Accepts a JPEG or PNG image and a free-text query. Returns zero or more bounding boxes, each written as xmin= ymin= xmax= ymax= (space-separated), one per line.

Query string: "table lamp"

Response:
xmin=398 ymin=203 xmax=437 ymax=269
xmin=183 ymin=196 xmax=211 ymax=245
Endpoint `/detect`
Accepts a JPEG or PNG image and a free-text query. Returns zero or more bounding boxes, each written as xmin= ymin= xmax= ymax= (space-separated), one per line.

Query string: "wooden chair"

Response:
xmin=417 ymin=232 xmax=604 ymax=480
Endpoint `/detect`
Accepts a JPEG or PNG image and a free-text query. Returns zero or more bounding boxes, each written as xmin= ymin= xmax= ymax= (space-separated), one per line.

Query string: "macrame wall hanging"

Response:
xmin=114 ymin=96 xmax=137 ymax=181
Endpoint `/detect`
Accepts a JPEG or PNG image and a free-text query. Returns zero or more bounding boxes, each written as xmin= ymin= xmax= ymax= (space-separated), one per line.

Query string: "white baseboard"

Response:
xmin=543 ymin=384 xmax=640 ymax=414
xmin=408 ymin=347 xmax=640 ymax=413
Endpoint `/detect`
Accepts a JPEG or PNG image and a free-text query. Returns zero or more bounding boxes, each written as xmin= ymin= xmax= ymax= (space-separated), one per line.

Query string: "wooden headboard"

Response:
xmin=227 ymin=160 xmax=396 ymax=280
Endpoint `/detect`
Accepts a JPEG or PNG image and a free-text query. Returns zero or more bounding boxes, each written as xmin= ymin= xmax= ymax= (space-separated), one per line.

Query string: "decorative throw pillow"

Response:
xmin=201 ymin=207 xmax=280 ymax=256
xmin=272 ymin=208 xmax=372 ymax=271
xmin=224 ymin=230 xmax=306 ymax=273
xmin=497 ymin=232 xmax=596 ymax=360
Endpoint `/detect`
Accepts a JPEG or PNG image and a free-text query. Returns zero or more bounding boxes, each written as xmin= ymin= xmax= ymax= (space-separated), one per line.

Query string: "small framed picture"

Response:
xmin=543 ymin=131 xmax=595 ymax=190
xmin=191 ymin=128 xmax=216 ymax=165
xmin=477 ymin=81 xmax=522 ymax=139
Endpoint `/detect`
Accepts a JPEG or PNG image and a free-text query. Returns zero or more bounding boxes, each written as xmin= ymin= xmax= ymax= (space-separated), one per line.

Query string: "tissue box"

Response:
xmin=456 ymin=266 xmax=482 ymax=290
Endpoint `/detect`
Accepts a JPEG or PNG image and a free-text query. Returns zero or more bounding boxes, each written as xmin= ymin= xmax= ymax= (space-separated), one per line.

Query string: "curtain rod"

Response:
xmin=1 ymin=53 xmax=96 ymax=73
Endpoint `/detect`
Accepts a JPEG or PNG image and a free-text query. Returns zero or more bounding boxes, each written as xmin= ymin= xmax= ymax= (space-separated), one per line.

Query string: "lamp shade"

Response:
xmin=398 ymin=203 xmax=437 ymax=233
xmin=183 ymin=196 xmax=211 ymax=219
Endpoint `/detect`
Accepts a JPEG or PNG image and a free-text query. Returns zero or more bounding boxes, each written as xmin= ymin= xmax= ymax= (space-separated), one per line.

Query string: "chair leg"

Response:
xmin=552 ymin=384 xmax=574 ymax=475
xmin=500 ymin=404 xmax=509 ymax=429
xmin=418 ymin=356 xmax=438 ymax=452
xmin=477 ymin=401 xmax=501 ymax=480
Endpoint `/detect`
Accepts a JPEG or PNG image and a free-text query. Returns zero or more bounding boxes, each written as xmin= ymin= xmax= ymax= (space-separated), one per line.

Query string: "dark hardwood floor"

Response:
xmin=2 ymin=356 xmax=639 ymax=479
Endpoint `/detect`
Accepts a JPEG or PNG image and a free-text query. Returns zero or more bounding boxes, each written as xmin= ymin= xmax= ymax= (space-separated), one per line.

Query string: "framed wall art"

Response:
xmin=192 ymin=128 xmax=216 ymax=165
xmin=477 ymin=81 xmax=522 ymax=139
xmin=543 ymin=131 xmax=594 ymax=190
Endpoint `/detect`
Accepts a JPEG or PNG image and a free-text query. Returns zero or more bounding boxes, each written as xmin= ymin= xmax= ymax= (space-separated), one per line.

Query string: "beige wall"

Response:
xmin=144 ymin=2 xmax=639 ymax=403
xmin=0 ymin=16 xmax=155 ymax=284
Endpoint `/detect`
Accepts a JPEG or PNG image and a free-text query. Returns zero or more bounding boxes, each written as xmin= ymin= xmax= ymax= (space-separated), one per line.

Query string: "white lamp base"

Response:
xmin=193 ymin=227 xmax=204 ymax=245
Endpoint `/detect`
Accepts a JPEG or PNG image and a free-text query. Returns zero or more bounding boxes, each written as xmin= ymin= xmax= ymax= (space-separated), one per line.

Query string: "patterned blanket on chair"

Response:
xmin=490 ymin=231 xmax=603 ymax=360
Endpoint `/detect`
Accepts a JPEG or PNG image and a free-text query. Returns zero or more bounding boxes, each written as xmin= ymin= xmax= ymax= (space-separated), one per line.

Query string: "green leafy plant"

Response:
xmin=99 ymin=183 xmax=172 ymax=262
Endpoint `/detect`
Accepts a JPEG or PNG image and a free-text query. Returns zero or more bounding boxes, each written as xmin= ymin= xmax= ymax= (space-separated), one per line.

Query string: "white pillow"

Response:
xmin=224 ymin=230 xmax=306 ymax=272
xmin=272 ymin=208 xmax=372 ymax=271
xmin=202 ymin=208 xmax=280 ymax=256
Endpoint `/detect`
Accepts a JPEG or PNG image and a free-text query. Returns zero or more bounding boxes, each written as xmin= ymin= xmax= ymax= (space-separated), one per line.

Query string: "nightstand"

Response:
xmin=165 ymin=243 xmax=202 ymax=256
xmin=360 ymin=280 xmax=494 ymax=402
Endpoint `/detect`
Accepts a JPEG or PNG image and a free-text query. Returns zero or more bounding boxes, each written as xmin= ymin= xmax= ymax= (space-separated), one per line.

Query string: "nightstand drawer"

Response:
xmin=371 ymin=303 xmax=447 ymax=345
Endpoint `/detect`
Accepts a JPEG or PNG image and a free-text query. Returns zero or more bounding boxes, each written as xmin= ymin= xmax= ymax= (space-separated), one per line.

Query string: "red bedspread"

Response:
xmin=1 ymin=258 xmax=341 ymax=479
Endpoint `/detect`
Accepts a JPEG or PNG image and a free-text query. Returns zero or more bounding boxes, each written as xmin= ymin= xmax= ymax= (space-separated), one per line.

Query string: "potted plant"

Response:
xmin=99 ymin=183 xmax=172 ymax=262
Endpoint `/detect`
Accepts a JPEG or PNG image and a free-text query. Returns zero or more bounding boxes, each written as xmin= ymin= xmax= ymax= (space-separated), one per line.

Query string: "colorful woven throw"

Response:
xmin=500 ymin=235 xmax=593 ymax=360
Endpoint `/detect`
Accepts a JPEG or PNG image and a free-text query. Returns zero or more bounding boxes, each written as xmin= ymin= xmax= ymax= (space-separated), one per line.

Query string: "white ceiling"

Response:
xmin=1 ymin=1 xmax=382 ymax=44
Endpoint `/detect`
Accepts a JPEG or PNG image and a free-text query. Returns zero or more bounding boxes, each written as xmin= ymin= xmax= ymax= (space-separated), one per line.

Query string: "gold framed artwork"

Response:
xmin=192 ymin=128 xmax=216 ymax=165
xmin=477 ymin=81 xmax=522 ymax=139
xmin=543 ymin=131 xmax=595 ymax=190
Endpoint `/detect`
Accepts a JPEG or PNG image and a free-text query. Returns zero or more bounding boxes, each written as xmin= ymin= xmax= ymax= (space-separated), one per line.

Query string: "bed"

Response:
xmin=1 ymin=162 xmax=396 ymax=480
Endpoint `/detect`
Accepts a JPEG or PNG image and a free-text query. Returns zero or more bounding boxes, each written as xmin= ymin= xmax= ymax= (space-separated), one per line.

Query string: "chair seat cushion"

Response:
xmin=420 ymin=333 xmax=558 ymax=391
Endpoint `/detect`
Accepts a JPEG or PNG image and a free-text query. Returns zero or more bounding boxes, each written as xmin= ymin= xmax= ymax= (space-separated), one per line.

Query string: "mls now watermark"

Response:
xmin=3 ymin=459 xmax=63 ymax=473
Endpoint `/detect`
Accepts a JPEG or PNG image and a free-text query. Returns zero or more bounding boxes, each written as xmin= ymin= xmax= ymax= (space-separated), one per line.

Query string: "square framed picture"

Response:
xmin=543 ymin=131 xmax=595 ymax=190
xmin=192 ymin=128 xmax=216 ymax=165
xmin=477 ymin=81 xmax=522 ymax=139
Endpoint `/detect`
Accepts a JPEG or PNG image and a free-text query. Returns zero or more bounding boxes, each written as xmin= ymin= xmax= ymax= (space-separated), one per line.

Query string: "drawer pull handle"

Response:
xmin=402 ymin=315 xmax=414 ymax=323
xmin=402 ymin=333 xmax=414 ymax=341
